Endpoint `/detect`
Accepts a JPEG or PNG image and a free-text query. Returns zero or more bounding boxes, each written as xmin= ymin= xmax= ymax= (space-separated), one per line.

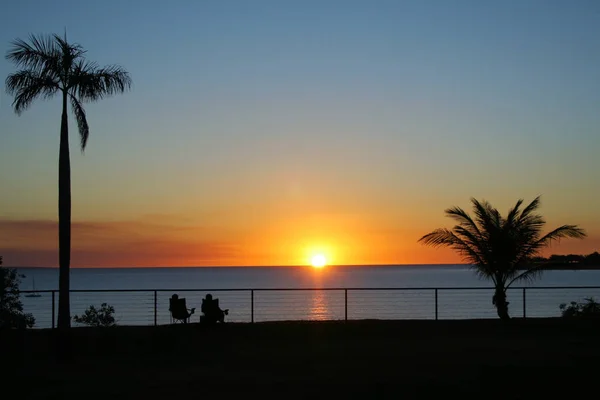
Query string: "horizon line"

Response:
xmin=10 ymin=263 xmax=470 ymax=269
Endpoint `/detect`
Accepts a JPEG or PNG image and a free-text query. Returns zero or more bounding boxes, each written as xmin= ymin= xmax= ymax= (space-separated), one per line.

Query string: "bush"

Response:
xmin=73 ymin=303 xmax=117 ymax=327
xmin=559 ymin=297 xmax=600 ymax=318
xmin=0 ymin=256 xmax=36 ymax=328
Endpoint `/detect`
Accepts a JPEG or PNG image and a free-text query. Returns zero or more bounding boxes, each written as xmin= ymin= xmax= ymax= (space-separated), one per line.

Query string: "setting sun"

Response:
xmin=311 ymin=254 xmax=327 ymax=268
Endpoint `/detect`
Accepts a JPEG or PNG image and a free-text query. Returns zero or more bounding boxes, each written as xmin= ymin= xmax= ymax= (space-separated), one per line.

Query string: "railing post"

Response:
xmin=52 ymin=290 xmax=56 ymax=329
xmin=344 ymin=289 xmax=348 ymax=321
xmin=522 ymin=288 xmax=526 ymax=319
xmin=435 ymin=289 xmax=438 ymax=320
xmin=251 ymin=289 xmax=254 ymax=324
xmin=154 ymin=290 xmax=158 ymax=326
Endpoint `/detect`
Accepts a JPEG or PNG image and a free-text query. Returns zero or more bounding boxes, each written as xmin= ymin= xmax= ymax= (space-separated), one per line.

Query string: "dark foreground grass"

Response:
xmin=4 ymin=318 xmax=600 ymax=399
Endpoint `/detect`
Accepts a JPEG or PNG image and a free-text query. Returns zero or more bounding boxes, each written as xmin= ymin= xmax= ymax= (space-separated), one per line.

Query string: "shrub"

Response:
xmin=559 ymin=297 xmax=600 ymax=318
xmin=0 ymin=256 xmax=36 ymax=328
xmin=73 ymin=303 xmax=117 ymax=327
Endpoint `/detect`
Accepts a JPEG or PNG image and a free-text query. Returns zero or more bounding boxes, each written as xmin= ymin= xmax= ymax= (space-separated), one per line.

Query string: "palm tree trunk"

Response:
xmin=57 ymin=91 xmax=71 ymax=330
xmin=493 ymin=286 xmax=510 ymax=320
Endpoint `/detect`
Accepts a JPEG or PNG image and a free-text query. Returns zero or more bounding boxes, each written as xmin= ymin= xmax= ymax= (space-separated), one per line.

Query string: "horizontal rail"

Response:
xmin=18 ymin=285 xmax=600 ymax=329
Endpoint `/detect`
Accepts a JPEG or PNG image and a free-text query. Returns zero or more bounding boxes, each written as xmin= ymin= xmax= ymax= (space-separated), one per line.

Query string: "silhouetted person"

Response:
xmin=169 ymin=294 xmax=195 ymax=323
xmin=201 ymin=294 xmax=229 ymax=324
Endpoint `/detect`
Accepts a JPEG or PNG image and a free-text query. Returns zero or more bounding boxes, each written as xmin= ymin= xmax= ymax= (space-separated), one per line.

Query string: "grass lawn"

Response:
xmin=5 ymin=318 xmax=600 ymax=399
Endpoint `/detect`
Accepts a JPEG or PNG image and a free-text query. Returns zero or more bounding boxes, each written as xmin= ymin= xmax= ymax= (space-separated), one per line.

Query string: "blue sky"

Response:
xmin=1 ymin=0 xmax=599 ymax=266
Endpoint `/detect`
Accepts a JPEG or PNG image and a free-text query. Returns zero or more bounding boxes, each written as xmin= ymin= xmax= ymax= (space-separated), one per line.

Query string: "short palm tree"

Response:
xmin=418 ymin=196 xmax=586 ymax=319
xmin=5 ymin=33 xmax=132 ymax=329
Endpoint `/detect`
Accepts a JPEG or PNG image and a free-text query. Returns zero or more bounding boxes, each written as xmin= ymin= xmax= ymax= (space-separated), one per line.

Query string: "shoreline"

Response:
xmin=10 ymin=263 xmax=600 ymax=270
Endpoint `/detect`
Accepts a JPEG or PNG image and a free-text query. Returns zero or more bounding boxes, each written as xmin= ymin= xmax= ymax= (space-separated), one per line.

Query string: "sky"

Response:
xmin=1 ymin=0 xmax=599 ymax=267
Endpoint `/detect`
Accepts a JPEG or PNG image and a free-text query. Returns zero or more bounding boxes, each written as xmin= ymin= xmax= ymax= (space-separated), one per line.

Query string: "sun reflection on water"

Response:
xmin=309 ymin=289 xmax=329 ymax=320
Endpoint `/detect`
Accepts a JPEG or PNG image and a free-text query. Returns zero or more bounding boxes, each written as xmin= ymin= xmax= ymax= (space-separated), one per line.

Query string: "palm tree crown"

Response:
xmin=5 ymin=33 xmax=131 ymax=149
xmin=419 ymin=196 xmax=586 ymax=319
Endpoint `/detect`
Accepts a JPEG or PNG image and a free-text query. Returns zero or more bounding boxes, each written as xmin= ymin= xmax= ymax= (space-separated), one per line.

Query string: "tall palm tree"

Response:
xmin=5 ymin=33 xmax=131 ymax=329
xmin=418 ymin=196 xmax=586 ymax=319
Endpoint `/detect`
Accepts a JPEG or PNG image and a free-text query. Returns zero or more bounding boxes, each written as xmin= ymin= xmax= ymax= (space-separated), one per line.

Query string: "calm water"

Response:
xmin=15 ymin=265 xmax=600 ymax=328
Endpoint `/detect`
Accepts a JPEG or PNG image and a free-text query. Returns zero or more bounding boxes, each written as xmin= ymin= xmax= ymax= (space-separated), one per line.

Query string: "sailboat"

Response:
xmin=25 ymin=276 xmax=41 ymax=298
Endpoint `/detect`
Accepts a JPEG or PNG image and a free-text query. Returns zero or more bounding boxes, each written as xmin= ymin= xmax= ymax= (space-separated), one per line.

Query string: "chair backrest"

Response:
xmin=169 ymin=297 xmax=188 ymax=319
xmin=201 ymin=298 xmax=219 ymax=315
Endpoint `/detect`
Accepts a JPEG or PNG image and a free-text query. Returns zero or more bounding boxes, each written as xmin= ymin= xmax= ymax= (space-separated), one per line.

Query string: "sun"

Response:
xmin=311 ymin=254 xmax=327 ymax=268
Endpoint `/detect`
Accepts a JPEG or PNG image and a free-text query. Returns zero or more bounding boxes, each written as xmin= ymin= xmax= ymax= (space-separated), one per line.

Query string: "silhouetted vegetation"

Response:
xmin=419 ymin=196 xmax=586 ymax=320
xmin=5 ymin=33 xmax=132 ymax=329
xmin=73 ymin=303 xmax=116 ymax=327
xmin=0 ymin=256 xmax=35 ymax=328
xmin=560 ymin=297 xmax=600 ymax=318
xmin=527 ymin=251 xmax=600 ymax=269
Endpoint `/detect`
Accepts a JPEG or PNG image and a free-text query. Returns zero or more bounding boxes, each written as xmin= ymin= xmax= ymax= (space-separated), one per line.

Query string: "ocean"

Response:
xmin=15 ymin=265 xmax=600 ymax=328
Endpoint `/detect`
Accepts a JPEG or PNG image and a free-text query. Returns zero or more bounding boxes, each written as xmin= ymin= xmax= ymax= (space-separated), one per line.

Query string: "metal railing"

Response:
xmin=17 ymin=286 xmax=600 ymax=328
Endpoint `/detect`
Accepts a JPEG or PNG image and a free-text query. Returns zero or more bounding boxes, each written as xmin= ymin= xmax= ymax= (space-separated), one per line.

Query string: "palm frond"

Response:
xmin=512 ymin=225 xmax=586 ymax=269
xmin=471 ymin=198 xmax=501 ymax=234
xmin=69 ymin=60 xmax=132 ymax=101
xmin=491 ymin=207 xmax=502 ymax=227
xmin=519 ymin=196 xmax=542 ymax=221
xmin=5 ymin=70 xmax=59 ymax=114
xmin=468 ymin=264 xmax=498 ymax=284
xmin=504 ymin=198 xmax=524 ymax=227
xmin=537 ymin=224 xmax=586 ymax=244
xmin=419 ymin=228 xmax=486 ymax=267
xmin=51 ymin=33 xmax=85 ymax=58
xmin=51 ymin=33 xmax=86 ymax=77
xmin=5 ymin=34 xmax=62 ymax=75
xmin=69 ymin=94 xmax=89 ymax=150
xmin=453 ymin=225 xmax=487 ymax=261
xmin=445 ymin=206 xmax=482 ymax=236
xmin=418 ymin=228 xmax=456 ymax=247
xmin=517 ymin=213 xmax=545 ymax=234
xmin=514 ymin=196 xmax=546 ymax=238
xmin=506 ymin=266 xmax=545 ymax=288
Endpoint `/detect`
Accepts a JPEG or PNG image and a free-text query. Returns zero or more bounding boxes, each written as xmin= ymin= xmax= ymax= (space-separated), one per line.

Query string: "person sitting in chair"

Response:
xmin=169 ymin=294 xmax=195 ymax=323
xmin=201 ymin=293 xmax=229 ymax=324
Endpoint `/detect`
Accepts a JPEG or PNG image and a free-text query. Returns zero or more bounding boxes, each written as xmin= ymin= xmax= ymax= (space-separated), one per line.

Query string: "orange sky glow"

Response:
xmin=1 ymin=204 xmax=597 ymax=267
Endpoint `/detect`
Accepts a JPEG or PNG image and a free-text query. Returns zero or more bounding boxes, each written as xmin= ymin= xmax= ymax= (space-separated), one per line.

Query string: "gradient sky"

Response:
xmin=1 ymin=0 xmax=599 ymax=267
